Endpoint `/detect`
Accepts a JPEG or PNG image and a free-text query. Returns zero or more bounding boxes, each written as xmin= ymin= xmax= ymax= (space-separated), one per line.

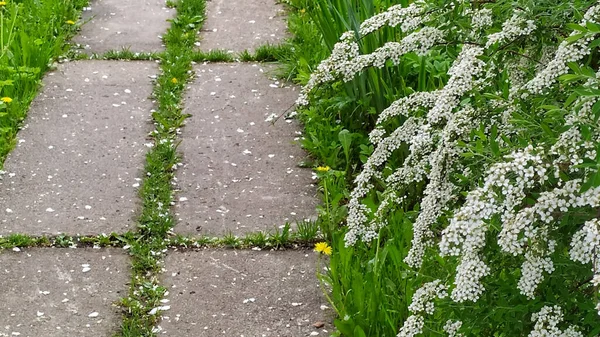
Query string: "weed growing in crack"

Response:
xmin=295 ymin=219 xmax=320 ymax=242
xmin=270 ymin=223 xmax=291 ymax=248
xmin=243 ymin=231 xmax=268 ymax=247
xmin=190 ymin=49 xmax=233 ymax=62
xmin=114 ymin=0 xmax=207 ymax=334
xmin=222 ymin=231 xmax=241 ymax=248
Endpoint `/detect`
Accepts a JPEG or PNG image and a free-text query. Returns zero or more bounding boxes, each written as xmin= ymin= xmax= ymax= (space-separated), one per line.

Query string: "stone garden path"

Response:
xmin=0 ymin=0 xmax=329 ymax=336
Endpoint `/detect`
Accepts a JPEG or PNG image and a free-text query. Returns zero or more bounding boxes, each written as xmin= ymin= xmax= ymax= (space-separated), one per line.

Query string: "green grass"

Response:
xmin=190 ymin=49 xmax=234 ymax=62
xmin=0 ymin=232 xmax=131 ymax=249
xmin=190 ymin=44 xmax=294 ymax=63
xmin=112 ymin=0 xmax=206 ymax=334
xmin=95 ymin=49 xmax=162 ymax=61
xmin=238 ymin=43 xmax=294 ymax=62
xmin=0 ymin=0 xmax=88 ymax=168
xmin=0 ymin=227 xmax=320 ymax=252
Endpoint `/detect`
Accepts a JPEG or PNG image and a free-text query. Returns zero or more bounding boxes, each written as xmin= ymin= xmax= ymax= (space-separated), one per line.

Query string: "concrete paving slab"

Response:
xmin=174 ymin=63 xmax=317 ymax=236
xmin=199 ymin=0 xmax=288 ymax=52
xmin=159 ymin=249 xmax=331 ymax=336
xmin=73 ymin=0 xmax=174 ymax=54
xmin=0 ymin=61 xmax=157 ymax=235
xmin=0 ymin=248 xmax=129 ymax=337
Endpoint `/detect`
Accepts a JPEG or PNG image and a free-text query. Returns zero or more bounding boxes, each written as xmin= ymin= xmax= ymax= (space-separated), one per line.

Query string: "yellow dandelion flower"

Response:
xmin=1 ymin=97 xmax=13 ymax=103
xmin=315 ymin=166 xmax=330 ymax=173
xmin=171 ymin=77 xmax=178 ymax=84
xmin=66 ymin=20 xmax=76 ymax=25
xmin=314 ymin=242 xmax=332 ymax=255
xmin=0 ymin=2 xmax=7 ymax=6
xmin=299 ymin=8 xmax=306 ymax=14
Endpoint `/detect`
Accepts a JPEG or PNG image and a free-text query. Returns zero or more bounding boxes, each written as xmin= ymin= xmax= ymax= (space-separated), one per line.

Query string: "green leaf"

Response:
xmin=558 ymin=74 xmax=583 ymax=83
xmin=593 ymin=100 xmax=600 ymax=122
xmin=567 ymin=23 xmax=587 ymax=32
xmin=540 ymin=123 xmax=554 ymax=138
xmin=565 ymin=92 xmax=579 ymax=107
xmin=590 ymin=38 xmax=600 ymax=50
xmin=540 ymin=105 xmax=560 ymax=111
xmin=483 ymin=93 xmax=503 ymax=100
xmin=580 ymin=170 xmax=600 ymax=192
xmin=567 ymin=62 xmax=582 ymax=73
xmin=586 ymin=21 xmax=600 ymax=32
xmin=334 ymin=318 xmax=354 ymax=337
xmin=354 ymin=325 xmax=367 ymax=337
xmin=574 ymin=88 xmax=600 ymax=96
xmin=418 ymin=56 xmax=426 ymax=92
xmin=338 ymin=129 xmax=352 ymax=151
xmin=573 ymin=162 xmax=598 ymax=169
xmin=581 ymin=66 xmax=597 ymax=78
xmin=566 ymin=33 xmax=586 ymax=43
xmin=490 ymin=125 xmax=500 ymax=156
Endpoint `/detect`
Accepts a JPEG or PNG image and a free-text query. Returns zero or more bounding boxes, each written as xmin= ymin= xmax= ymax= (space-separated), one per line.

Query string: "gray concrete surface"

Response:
xmin=174 ymin=63 xmax=317 ymax=236
xmin=0 ymin=61 xmax=156 ymax=235
xmin=159 ymin=249 xmax=331 ymax=336
xmin=198 ymin=0 xmax=288 ymax=52
xmin=0 ymin=248 xmax=129 ymax=337
xmin=73 ymin=0 xmax=174 ymax=53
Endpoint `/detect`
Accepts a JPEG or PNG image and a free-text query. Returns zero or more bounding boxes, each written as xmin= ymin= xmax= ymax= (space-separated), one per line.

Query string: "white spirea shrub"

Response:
xmin=398 ymin=281 xmax=448 ymax=337
xmin=443 ymin=320 xmax=464 ymax=337
xmin=299 ymin=0 xmax=600 ymax=335
xmin=528 ymin=306 xmax=583 ymax=337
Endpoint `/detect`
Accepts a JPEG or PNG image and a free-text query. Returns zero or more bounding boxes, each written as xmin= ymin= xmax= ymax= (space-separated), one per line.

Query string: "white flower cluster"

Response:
xmin=297 ymin=27 xmax=444 ymax=105
xmin=345 ymin=44 xmax=487 ymax=257
xmin=486 ymin=12 xmax=536 ymax=48
xmin=427 ymin=46 xmax=485 ymax=124
xmin=360 ymin=3 xmax=425 ymax=36
xmin=397 ymin=315 xmax=424 ymax=337
xmin=296 ymin=31 xmax=358 ymax=106
xmin=499 ymin=180 xmax=578 ymax=255
xmin=345 ymin=7 xmax=549 ymax=266
xmin=345 ymin=93 xmax=437 ymax=246
xmin=550 ymin=126 xmax=595 ymax=173
xmin=570 ymin=218 xmax=600 ymax=267
xmin=397 ymin=280 xmax=447 ymax=337
xmin=470 ymin=8 xmax=493 ymax=31
xmin=528 ymin=306 xmax=583 ymax=337
xmin=517 ymin=250 xmax=555 ymax=299
xmin=407 ymin=280 xmax=448 ymax=314
xmin=442 ymin=132 xmax=600 ymax=301
xmin=296 ymin=2 xmax=434 ymax=106
xmin=443 ymin=320 xmax=463 ymax=337
xmin=371 ymin=91 xmax=439 ymax=142
xmin=440 ymin=146 xmax=549 ymax=301
xmin=524 ymin=4 xmax=600 ymax=94
xmin=570 ymin=218 xmax=600 ymax=314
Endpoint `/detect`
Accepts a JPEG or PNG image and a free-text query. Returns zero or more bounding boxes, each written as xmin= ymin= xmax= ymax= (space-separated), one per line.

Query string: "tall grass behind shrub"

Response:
xmin=284 ymin=0 xmax=451 ymax=176
xmin=0 ymin=0 xmax=87 ymax=167
xmin=286 ymin=0 xmax=434 ymax=126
